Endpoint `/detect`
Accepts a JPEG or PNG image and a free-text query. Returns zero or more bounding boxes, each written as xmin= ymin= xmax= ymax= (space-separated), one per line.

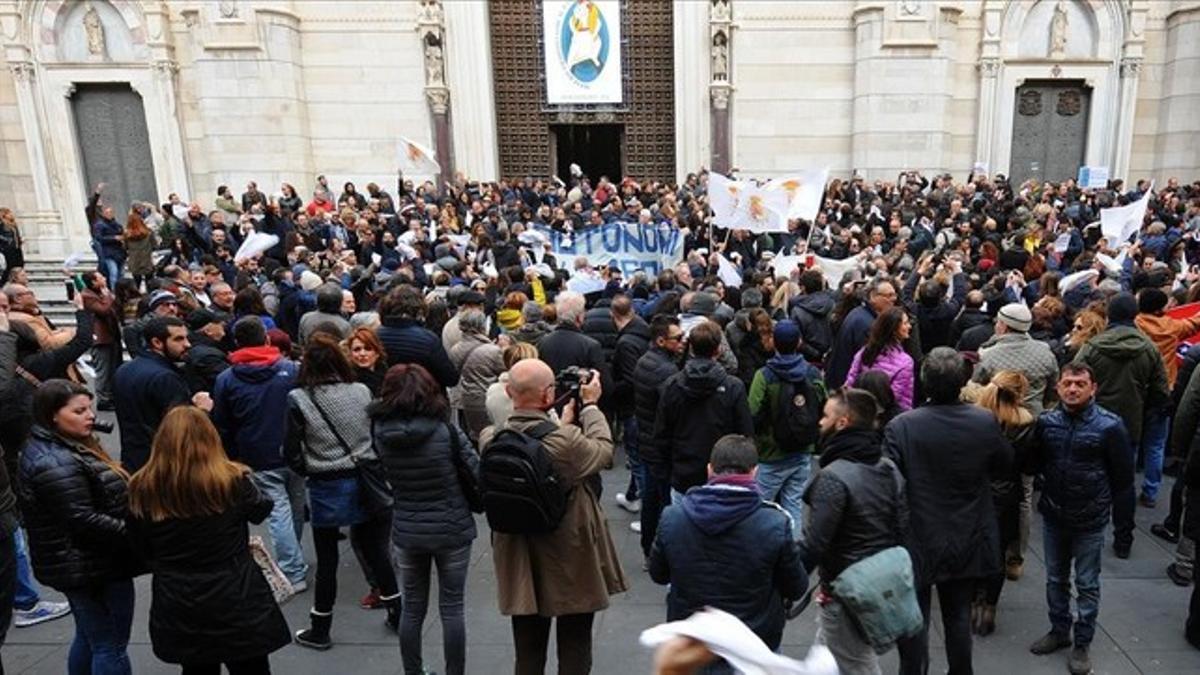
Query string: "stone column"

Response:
xmin=8 ymin=61 xmax=64 ymax=254
xmin=418 ymin=0 xmax=454 ymax=186
xmin=710 ymin=85 xmax=731 ymax=174
xmin=708 ymin=0 xmax=732 ymax=173
xmin=975 ymin=57 xmax=1001 ymax=175
xmin=1112 ymin=57 xmax=1141 ymax=180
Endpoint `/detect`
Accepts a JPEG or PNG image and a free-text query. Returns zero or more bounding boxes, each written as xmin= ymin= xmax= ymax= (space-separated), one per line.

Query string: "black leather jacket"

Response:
xmin=801 ymin=428 xmax=909 ymax=583
xmin=17 ymin=426 xmax=138 ymax=590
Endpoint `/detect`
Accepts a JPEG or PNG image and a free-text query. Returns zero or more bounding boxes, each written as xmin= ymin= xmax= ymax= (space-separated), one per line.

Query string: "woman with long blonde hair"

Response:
xmin=128 ymin=406 xmax=289 ymax=674
xmin=971 ymin=370 xmax=1036 ymax=637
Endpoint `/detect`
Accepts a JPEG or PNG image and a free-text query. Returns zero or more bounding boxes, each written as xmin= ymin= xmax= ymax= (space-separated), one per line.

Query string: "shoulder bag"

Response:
xmin=305 ymin=388 xmax=394 ymax=514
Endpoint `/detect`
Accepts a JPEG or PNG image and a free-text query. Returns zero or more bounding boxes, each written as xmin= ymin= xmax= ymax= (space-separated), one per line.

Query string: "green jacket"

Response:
xmin=1074 ymin=325 xmax=1169 ymax=440
xmin=748 ymin=355 xmax=826 ymax=462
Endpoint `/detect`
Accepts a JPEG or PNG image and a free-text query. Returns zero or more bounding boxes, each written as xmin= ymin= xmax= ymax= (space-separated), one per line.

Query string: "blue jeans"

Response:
xmin=99 ymin=257 xmax=123 ymax=290
xmin=1140 ymin=407 xmax=1169 ymax=500
xmin=13 ymin=528 xmax=38 ymax=611
xmin=64 ymin=578 xmax=135 ymax=675
xmin=1043 ymin=520 xmax=1104 ymax=647
xmin=622 ymin=416 xmax=643 ymax=501
xmin=252 ymin=468 xmax=309 ymax=585
xmin=755 ymin=453 xmax=812 ymax=540
xmin=394 ymin=544 xmax=472 ymax=675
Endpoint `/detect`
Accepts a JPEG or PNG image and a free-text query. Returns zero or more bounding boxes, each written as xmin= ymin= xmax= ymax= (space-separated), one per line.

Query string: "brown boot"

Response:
xmin=1005 ymin=557 xmax=1024 ymax=581
xmin=977 ymin=604 xmax=996 ymax=636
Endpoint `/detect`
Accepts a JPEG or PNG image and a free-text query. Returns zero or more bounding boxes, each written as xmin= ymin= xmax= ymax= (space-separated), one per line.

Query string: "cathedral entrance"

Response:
xmin=1008 ymin=80 xmax=1090 ymax=187
xmin=71 ymin=82 xmax=158 ymax=221
xmin=551 ymin=124 xmax=624 ymax=183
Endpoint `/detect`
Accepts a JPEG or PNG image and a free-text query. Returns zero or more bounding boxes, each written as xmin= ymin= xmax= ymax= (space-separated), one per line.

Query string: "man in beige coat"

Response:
xmin=479 ymin=359 xmax=627 ymax=674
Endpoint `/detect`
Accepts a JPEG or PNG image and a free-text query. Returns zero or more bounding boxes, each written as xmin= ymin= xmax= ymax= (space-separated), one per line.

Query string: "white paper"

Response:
xmin=1060 ymin=269 xmax=1099 ymax=293
xmin=566 ymin=274 xmax=606 ymax=295
xmin=1100 ymin=187 xmax=1151 ymax=249
xmin=1094 ymin=251 xmax=1123 ymax=275
xmin=370 ymin=253 xmax=382 ymax=267
xmin=1053 ymin=233 xmax=1072 ymax=253
xmin=639 ymin=608 xmax=838 ymax=675
xmin=63 ymin=250 xmax=90 ymax=270
xmin=812 ymin=254 xmax=860 ymax=287
xmin=530 ymin=263 xmax=556 ymax=279
xmin=233 ymin=231 xmax=279 ymax=262
xmin=764 ymin=169 xmax=829 ymax=222
xmin=771 ymin=254 xmax=804 ymax=281
xmin=716 ymin=253 xmax=743 ymax=288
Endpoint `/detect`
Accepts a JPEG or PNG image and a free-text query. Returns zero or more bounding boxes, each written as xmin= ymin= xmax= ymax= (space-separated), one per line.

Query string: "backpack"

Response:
xmin=762 ymin=368 xmax=822 ymax=453
xmin=479 ymin=420 xmax=569 ymax=534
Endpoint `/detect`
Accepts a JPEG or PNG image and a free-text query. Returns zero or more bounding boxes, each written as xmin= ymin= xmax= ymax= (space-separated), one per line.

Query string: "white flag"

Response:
xmin=765 ymin=168 xmax=829 ymax=222
xmin=716 ymin=253 xmax=743 ymax=288
xmin=1060 ymin=269 xmax=1099 ymax=293
xmin=233 ymin=231 xmax=279 ymax=262
xmin=708 ymin=173 xmax=745 ymax=226
xmin=1100 ymin=187 xmax=1152 ymax=249
xmin=770 ymin=254 xmax=805 ymax=281
xmin=398 ymin=136 xmax=440 ymax=177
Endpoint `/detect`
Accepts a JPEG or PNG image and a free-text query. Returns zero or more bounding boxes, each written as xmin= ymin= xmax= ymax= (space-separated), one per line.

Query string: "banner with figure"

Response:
xmin=397 ymin=136 xmax=440 ymax=177
xmin=708 ymin=174 xmax=790 ymax=233
xmin=765 ymin=168 xmax=829 ymax=222
xmin=541 ymin=221 xmax=683 ymax=277
xmin=543 ymin=1 xmax=623 ymax=104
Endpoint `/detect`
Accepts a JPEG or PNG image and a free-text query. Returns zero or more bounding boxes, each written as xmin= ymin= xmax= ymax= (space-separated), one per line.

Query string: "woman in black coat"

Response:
xmin=371 ymin=363 xmax=479 ymax=675
xmin=17 ymin=380 xmax=139 ymax=674
xmin=128 ymin=406 xmax=289 ymax=674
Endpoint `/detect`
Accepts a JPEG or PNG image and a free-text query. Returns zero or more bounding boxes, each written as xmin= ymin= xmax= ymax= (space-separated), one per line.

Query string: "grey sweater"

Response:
xmin=285 ymin=382 xmax=375 ymax=475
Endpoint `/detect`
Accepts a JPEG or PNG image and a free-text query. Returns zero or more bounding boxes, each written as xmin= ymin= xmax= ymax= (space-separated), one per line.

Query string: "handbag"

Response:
xmin=249 ymin=535 xmax=295 ymax=605
xmin=305 ymin=389 xmax=394 ymax=514
xmin=445 ymin=422 xmax=484 ymax=513
xmin=825 ymin=459 xmax=923 ymax=653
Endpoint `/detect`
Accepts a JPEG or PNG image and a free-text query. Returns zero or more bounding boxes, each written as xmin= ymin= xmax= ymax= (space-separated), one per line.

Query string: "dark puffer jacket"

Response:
xmin=801 ymin=428 xmax=908 ymax=583
xmin=649 ymin=477 xmax=806 ymax=650
xmin=373 ymin=415 xmax=479 ymax=551
xmin=611 ymin=316 xmax=651 ymax=417
xmin=654 ymin=359 xmax=754 ymax=493
xmin=377 ymin=316 xmax=459 ymax=388
xmin=632 ymin=346 xmax=680 ymax=472
xmin=581 ymin=307 xmax=618 ymax=363
xmin=17 ymin=426 xmax=138 ymax=590
xmin=789 ymin=291 xmax=835 ymax=361
xmin=1032 ymin=401 xmax=1133 ymax=532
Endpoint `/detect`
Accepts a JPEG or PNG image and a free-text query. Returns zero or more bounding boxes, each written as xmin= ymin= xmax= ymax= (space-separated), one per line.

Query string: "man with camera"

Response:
xmin=479 ymin=359 xmax=626 ymax=675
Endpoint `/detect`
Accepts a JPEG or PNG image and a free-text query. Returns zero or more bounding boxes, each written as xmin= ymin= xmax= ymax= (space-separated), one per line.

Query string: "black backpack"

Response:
xmin=762 ymin=369 xmax=822 ymax=453
xmin=479 ymin=421 xmax=569 ymax=534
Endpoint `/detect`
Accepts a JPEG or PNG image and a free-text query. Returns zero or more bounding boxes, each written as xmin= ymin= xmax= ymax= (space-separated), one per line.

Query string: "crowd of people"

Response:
xmin=0 ymin=166 xmax=1198 ymax=675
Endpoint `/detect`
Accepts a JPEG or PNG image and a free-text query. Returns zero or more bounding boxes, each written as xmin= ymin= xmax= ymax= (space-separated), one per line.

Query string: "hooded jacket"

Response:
xmin=654 ymin=359 xmax=754 ymax=492
xmin=1074 ymin=325 xmax=1169 ymax=440
xmin=748 ymin=354 xmax=826 ymax=462
xmin=1135 ymin=312 xmax=1200 ymax=389
xmin=789 ymin=291 xmax=836 ymax=360
xmin=649 ymin=475 xmax=806 ymax=650
xmin=211 ymin=346 xmax=298 ymax=472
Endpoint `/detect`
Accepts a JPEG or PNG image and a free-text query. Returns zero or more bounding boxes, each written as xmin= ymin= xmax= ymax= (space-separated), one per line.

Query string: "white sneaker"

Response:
xmin=629 ymin=521 xmax=642 ymax=534
xmin=292 ymin=580 xmax=309 ymax=593
xmin=615 ymin=492 xmax=642 ymax=514
xmin=14 ymin=600 xmax=71 ymax=627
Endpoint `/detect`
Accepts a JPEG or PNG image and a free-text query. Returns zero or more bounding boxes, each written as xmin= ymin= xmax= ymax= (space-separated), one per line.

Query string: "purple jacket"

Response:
xmin=845 ymin=344 xmax=915 ymax=410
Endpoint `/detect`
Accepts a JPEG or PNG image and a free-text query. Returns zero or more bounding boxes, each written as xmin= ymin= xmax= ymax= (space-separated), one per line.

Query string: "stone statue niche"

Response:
xmin=423 ymin=32 xmax=445 ymax=87
xmin=54 ymin=1 xmax=143 ymax=63
xmin=711 ymin=30 xmax=728 ymax=82
xmin=1017 ymin=0 xmax=1097 ymax=60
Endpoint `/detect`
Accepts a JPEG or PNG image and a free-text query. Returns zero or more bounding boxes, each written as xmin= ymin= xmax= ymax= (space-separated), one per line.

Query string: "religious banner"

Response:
xmin=397 ymin=136 xmax=440 ymax=177
xmin=764 ymin=168 xmax=829 ymax=222
xmin=543 ymin=0 xmax=623 ymax=104
xmin=542 ymin=221 xmax=683 ymax=277
xmin=709 ymin=174 xmax=790 ymax=233
xmin=708 ymin=173 xmax=745 ymax=225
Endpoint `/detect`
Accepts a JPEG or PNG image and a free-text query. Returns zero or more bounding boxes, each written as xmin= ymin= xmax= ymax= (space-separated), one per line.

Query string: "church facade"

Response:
xmin=0 ymin=0 xmax=1196 ymax=257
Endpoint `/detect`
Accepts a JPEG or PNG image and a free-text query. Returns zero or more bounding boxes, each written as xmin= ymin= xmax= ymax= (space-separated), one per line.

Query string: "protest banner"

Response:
xmin=764 ymin=168 xmax=829 ymax=222
xmin=234 ymin=231 xmax=279 ymax=262
xmin=542 ymin=221 xmax=684 ymax=277
xmin=1077 ymin=166 xmax=1109 ymax=189
xmin=708 ymin=173 xmax=745 ymax=225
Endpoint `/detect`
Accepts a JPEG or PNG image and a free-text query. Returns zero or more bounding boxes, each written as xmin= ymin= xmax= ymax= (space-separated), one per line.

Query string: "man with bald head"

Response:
xmin=480 ymin=359 xmax=627 ymax=674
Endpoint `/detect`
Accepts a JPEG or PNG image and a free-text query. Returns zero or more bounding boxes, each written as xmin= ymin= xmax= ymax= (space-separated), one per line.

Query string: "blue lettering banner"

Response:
xmin=542 ymin=221 xmax=683 ymax=277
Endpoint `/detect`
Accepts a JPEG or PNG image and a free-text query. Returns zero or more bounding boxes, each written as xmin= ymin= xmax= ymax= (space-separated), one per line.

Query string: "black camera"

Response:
xmin=555 ymin=366 xmax=594 ymax=392
xmin=92 ymin=420 xmax=114 ymax=434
